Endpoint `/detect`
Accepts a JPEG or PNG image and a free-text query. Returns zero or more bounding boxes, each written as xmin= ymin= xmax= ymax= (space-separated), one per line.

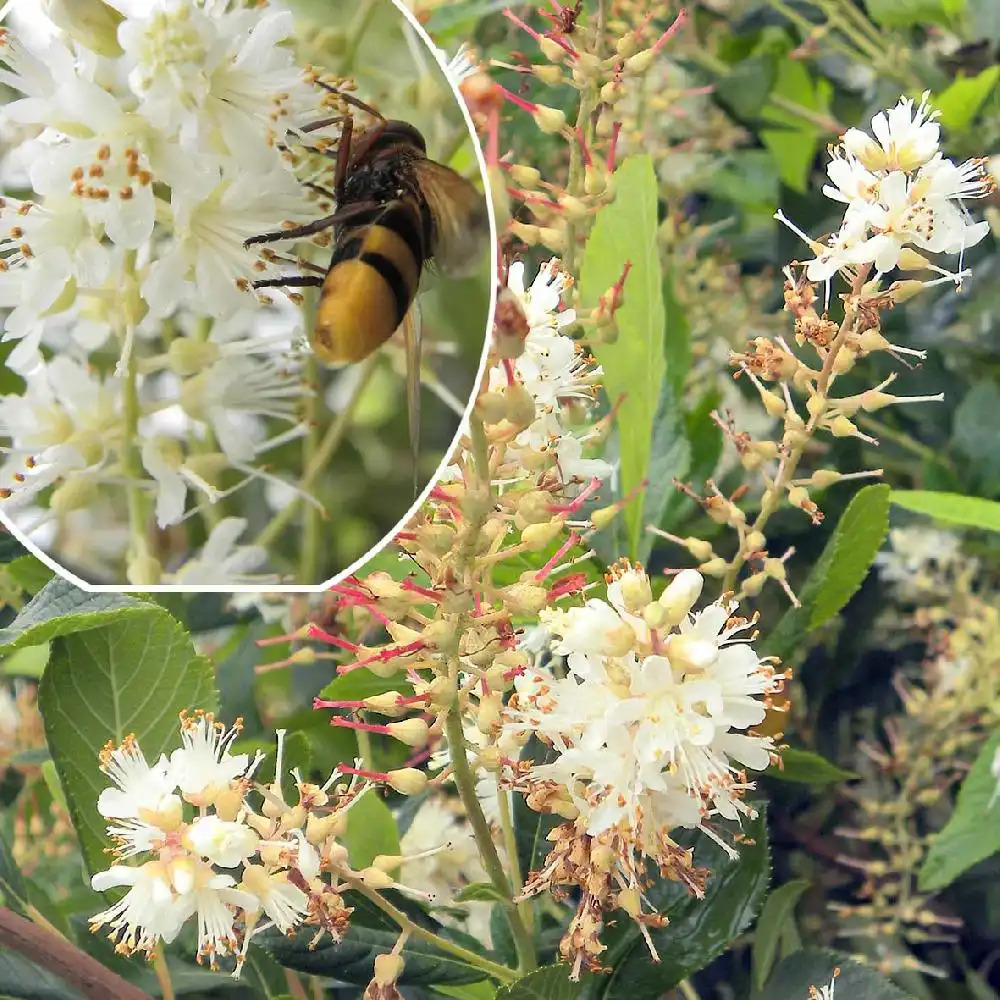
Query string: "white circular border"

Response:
xmin=0 ymin=0 xmax=498 ymax=595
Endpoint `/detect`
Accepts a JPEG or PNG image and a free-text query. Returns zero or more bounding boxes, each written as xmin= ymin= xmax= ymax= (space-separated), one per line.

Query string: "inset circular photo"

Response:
xmin=0 ymin=0 xmax=493 ymax=588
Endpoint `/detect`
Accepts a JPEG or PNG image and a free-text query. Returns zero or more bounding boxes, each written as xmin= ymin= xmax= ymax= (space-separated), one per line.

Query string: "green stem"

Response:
xmin=343 ymin=875 xmax=518 ymax=983
xmin=496 ymin=781 xmax=534 ymax=934
xmin=253 ymin=353 xmax=380 ymax=550
xmin=120 ymin=259 xmax=148 ymax=573
xmin=444 ymin=709 xmax=537 ymax=974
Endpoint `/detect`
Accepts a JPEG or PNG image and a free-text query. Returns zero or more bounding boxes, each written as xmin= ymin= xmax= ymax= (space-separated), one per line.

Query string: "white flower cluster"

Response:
xmin=503 ymin=565 xmax=781 ymax=846
xmin=779 ymin=93 xmax=993 ymax=283
xmin=90 ymin=713 xmax=371 ymax=974
xmin=491 ymin=259 xmax=612 ymax=485
xmin=0 ymin=0 xmax=330 ymax=573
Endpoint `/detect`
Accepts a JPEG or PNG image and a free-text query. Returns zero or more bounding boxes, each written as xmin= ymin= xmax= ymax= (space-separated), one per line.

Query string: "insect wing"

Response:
xmin=413 ymin=159 xmax=490 ymax=279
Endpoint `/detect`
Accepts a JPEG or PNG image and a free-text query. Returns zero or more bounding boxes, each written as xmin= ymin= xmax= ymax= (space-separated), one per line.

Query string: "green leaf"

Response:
xmin=0 ymin=530 xmax=28 ymax=564
xmin=0 ymin=827 xmax=29 ymax=914
xmin=953 ymin=381 xmax=1000 ymax=493
xmin=317 ymin=666 xmax=414 ymax=704
xmin=919 ymin=729 xmax=1000 ymax=891
xmin=714 ymin=54 xmax=777 ymax=120
xmin=0 ymin=579 xmax=152 ymax=652
xmin=752 ymin=949 xmax=910 ymax=1000
xmin=759 ymin=63 xmax=831 ymax=193
xmin=0 ymin=949 xmax=86 ymax=999
xmin=497 ymin=965 xmax=581 ymax=1000
xmin=5 ymin=556 xmax=54 ymax=595
xmin=637 ymin=378 xmax=690 ymax=565
xmin=436 ymin=982 xmax=499 ymax=1000
xmin=456 ymin=882 xmax=508 ymax=903
xmin=0 ymin=643 xmax=49 ymax=679
xmin=865 ymin=0 xmax=965 ymax=28
xmin=39 ymin=605 xmax=218 ymax=877
xmin=771 ymin=747 xmax=858 ymax=786
xmin=764 ymin=485 xmax=890 ymax=662
xmin=890 ymin=490 xmax=1000 ymax=533
xmin=580 ymin=154 xmax=665 ymax=558
xmin=345 ymin=789 xmax=400 ymax=869
xmin=934 ymin=67 xmax=1000 ymax=130
xmin=602 ymin=808 xmax=770 ymax=999
xmin=752 ymin=880 xmax=809 ymax=989
xmin=261 ymin=893 xmax=487 ymax=986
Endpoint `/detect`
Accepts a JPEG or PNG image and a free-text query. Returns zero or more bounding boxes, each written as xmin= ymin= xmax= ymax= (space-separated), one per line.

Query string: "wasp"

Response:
xmin=245 ymin=87 xmax=489 ymax=485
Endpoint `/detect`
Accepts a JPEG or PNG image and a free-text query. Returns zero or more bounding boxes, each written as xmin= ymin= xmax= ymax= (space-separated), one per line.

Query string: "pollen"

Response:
xmin=97 ymin=144 xmax=111 ymax=161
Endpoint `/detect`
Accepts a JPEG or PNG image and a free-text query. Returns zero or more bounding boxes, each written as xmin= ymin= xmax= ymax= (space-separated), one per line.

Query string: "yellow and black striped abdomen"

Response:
xmin=313 ymin=199 xmax=427 ymax=364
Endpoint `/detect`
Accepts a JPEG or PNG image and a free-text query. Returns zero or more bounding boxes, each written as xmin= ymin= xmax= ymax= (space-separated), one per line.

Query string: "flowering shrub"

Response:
xmin=1 ymin=2 xmax=999 ymax=1000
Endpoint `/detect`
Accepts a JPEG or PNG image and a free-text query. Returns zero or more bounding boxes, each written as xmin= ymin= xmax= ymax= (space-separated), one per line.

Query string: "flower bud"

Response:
xmin=359 ymin=866 xmax=395 ymax=889
xmin=386 ymin=718 xmax=429 ymax=747
xmin=537 ymin=226 xmax=566 ymax=252
xmin=533 ymin=105 xmax=567 ymax=133
xmin=505 ymin=382 xmax=537 ymax=426
xmin=623 ymin=49 xmax=657 ymax=75
xmin=503 ymin=583 xmax=549 ymax=615
xmin=476 ymin=390 xmax=508 ymax=424
xmin=522 ymin=519 xmax=564 ymax=550
xmin=616 ymin=33 xmax=641 ymax=58
xmin=386 ymin=768 xmax=427 ymax=795
xmin=600 ymin=79 xmax=624 ymax=105
xmin=477 ymin=691 xmax=503 ymax=733
xmin=539 ymin=36 xmax=566 ymax=62
xmin=699 ymin=556 xmax=727 ymax=577
xmin=658 ymin=568 xmax=703 ymax=623
xmin=533 ymin=63 xmax=563 ymax=86
xmin=509 ymin=164 xmax=541 ymax=189
xmin=584 ymin=163 xmax=607 ymax=195
xmin=682 ymin=537 xmax=714 ymax=562
xmin=740 ymin=572 xmax=766 ymax=597
xmin=509 ymin=221 xmax=540 ymax=245
xmin=745 ymin=530 xmax=766 ymax=552
xmin=590 ymin=504 xmax=620 ymax=531
xmin=887 ymin=279 xmax=926 ymax=303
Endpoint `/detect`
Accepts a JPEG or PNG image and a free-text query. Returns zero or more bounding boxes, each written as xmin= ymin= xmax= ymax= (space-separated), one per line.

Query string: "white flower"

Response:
xmin=169 ymin=712 xmax=250 ymax=804
xmin=504 ymin=566 xmax=780 ymax=846
xmin=399 ymin=796 xmax=493 ymax=945
xmin=486 ymin=259 xmax=612 ymax=486
xmin=90 ymin=860 xmax=191 ymax=954
xmin=0 ymin=0 xmax=332 ymax=578
xmin=842 ymin=92 xmax=941 ymax=173
xmin=163 ymin=517 xmax=272 ymax=586
xmin=239 ymin=863 xmax=309 ymax=932
xmin=0 ymin=356 xmax=120 ymax=501
xmin=187 ymin=815 xmax=259 ymax=868
xmin=778 ymin=94 xmax=993 ymax=285
xmin=96 ymin=736 xmax=180 ymax=824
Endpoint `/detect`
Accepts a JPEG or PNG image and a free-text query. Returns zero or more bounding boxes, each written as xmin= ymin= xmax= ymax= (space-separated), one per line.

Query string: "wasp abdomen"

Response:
xmin=314 ymin=199 xmax=428 ymax=364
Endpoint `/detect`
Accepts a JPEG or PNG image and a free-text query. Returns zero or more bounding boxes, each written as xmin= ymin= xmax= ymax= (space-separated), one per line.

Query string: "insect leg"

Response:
xmin=299 ymin=115 xmax=347 ymax=134
xmin=250 ymin=275 xmax=325 ymax=289
xmin=244 ymin=214 xmax=340 ymax=247
xmin=314 ymin=82 xmax=386 ymax=124
xmin=304 ymin=181 xmax=338 ymax=201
